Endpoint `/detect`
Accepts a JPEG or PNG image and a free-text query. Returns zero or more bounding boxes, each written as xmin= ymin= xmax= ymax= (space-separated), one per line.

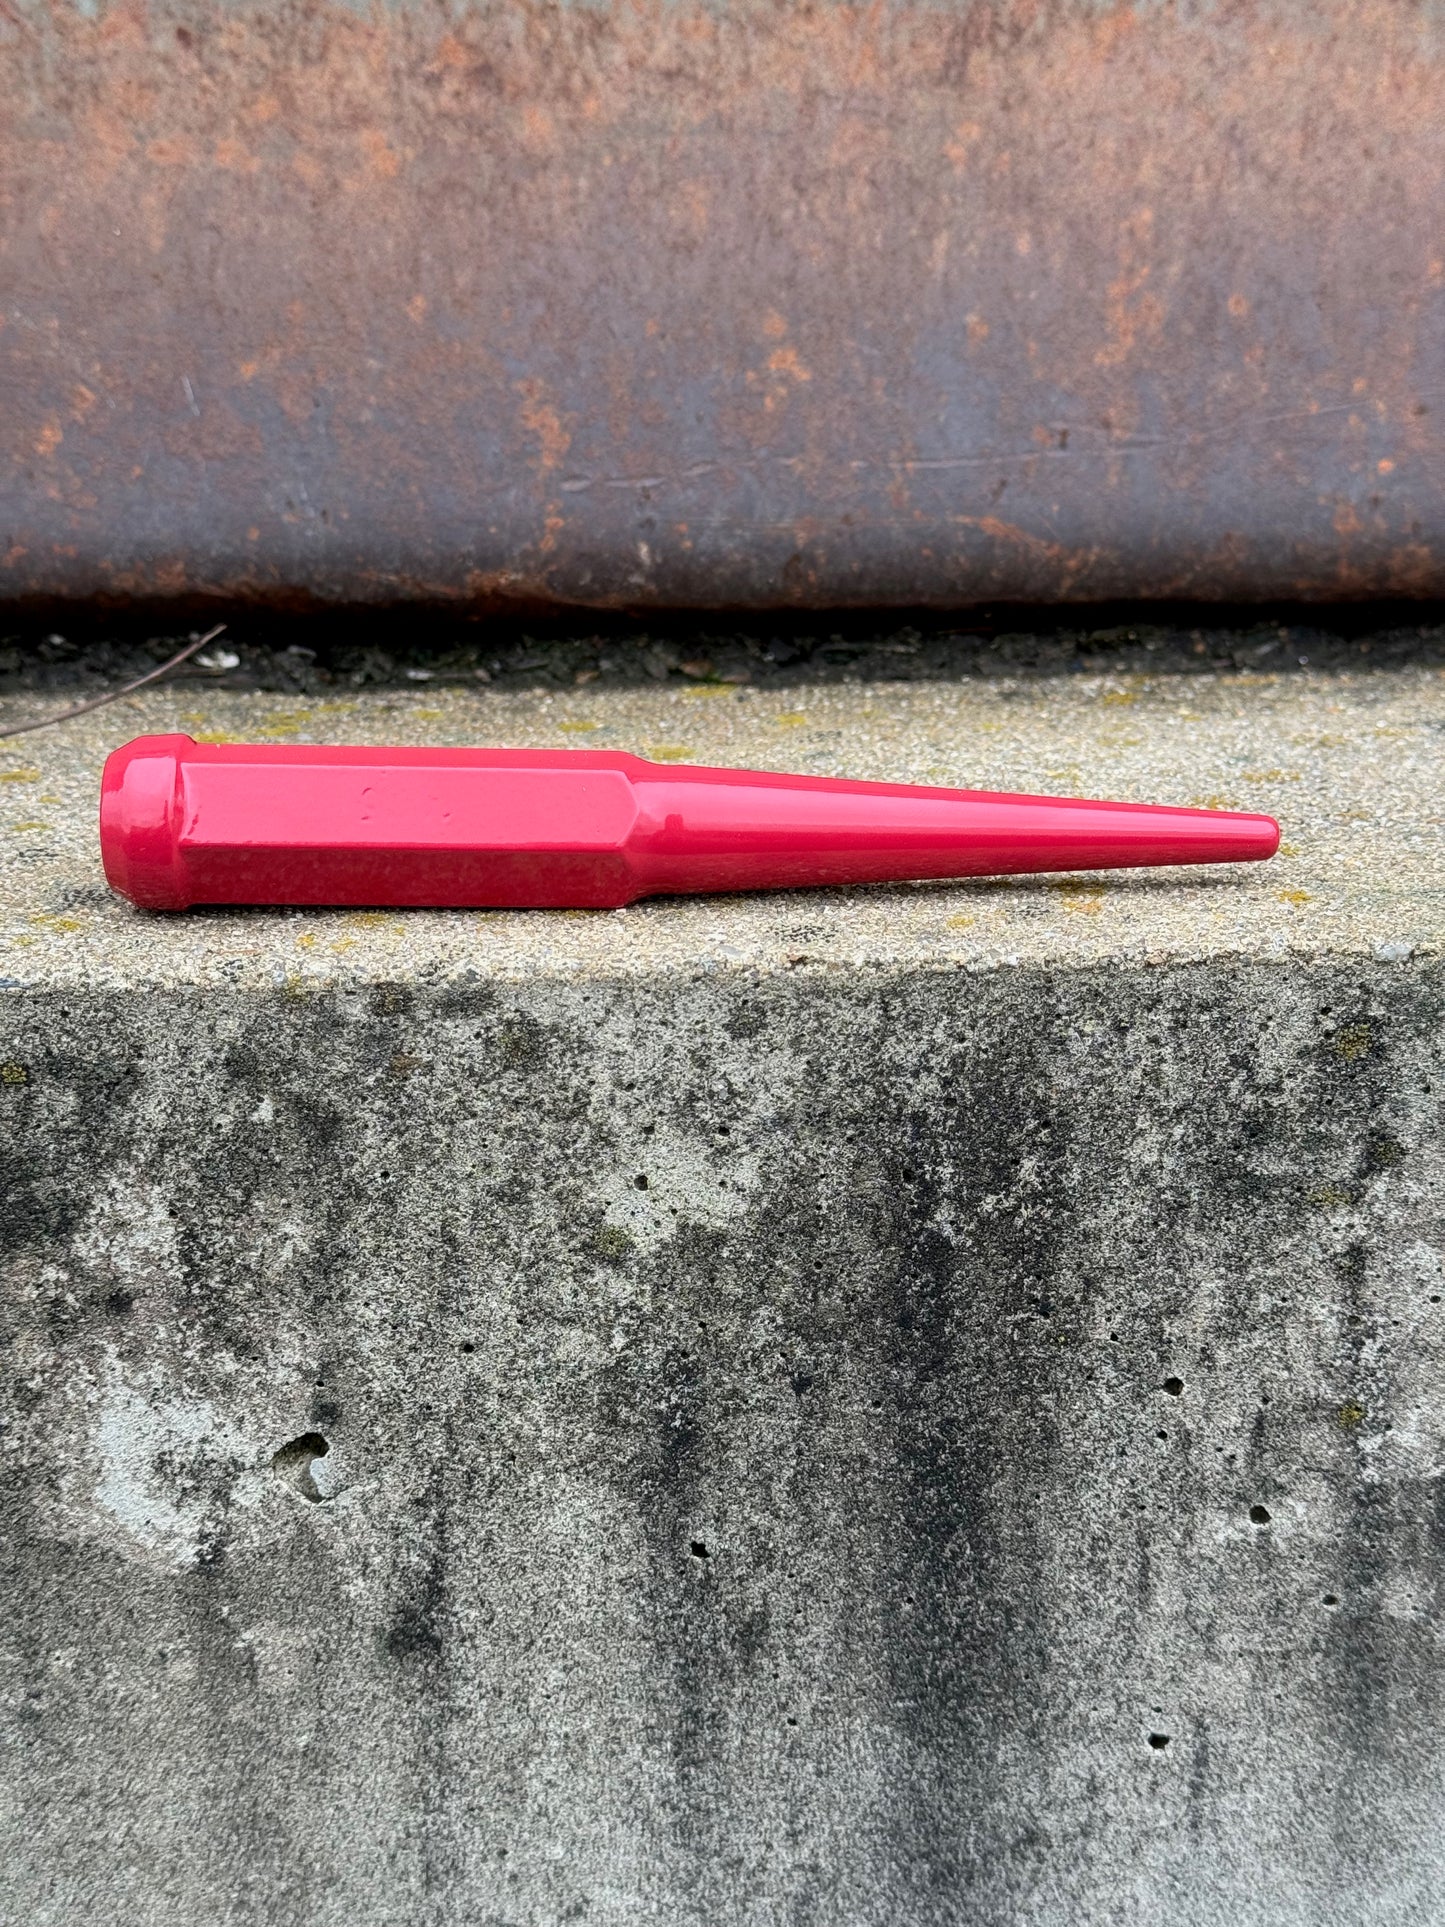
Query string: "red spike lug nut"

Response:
xmin=100 ymin=734 xmax=1279 ymax=911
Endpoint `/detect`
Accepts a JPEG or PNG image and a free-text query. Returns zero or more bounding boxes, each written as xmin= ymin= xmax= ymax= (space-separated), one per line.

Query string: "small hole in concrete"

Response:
xmin=1148 ymin=1733 xmax=1171 ymax=1750
xmin=634 ymin=1174 xmax=649 ymax=1190
xmin=1323 ymin=1594 xmax=1339 ymax=1607
xmin=459 ymin=1341 xmax=476 ymax=1354
xmin=690 ymin=1540 xmax=709 ymax=1559
xmin=1163 ymin=1376 xmax=1184 ymax=1396
xmin=1156 ymin=1429 xmax=1168 ymax=1440
xmin=1250 ymin=1504 xmax=1271 ymax=1525
xmin=272 ymin=1432 xmax=330 ymax=1502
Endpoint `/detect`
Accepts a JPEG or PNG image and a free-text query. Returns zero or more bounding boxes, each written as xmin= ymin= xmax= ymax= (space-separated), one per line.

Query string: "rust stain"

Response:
xmin=515 ymin=381 xmax=571 ymax=474
xmin=214 ymin=137 xmax=260 ymax=175
xmin=766 ymin=348 xmax=811 ymax=382
xmin=519 ymin=105 xmax=556 ymax=154
xmin=360 ymin=129 xmax=403 ymax=180
xmin=146 ymin=135 xmax=196 ymax=166
xmin=1094 ymin=210 xmax=1165 ymax=370
xmin=960 ymin=517 xmax=1064 ymax=562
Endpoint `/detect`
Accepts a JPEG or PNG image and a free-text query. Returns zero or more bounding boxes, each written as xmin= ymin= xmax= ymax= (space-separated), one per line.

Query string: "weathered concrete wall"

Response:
xmin=2 ymin=959 xmax=1444 ymax=1926
xmin=1 ymin=664 xmax=1442 ymax=1921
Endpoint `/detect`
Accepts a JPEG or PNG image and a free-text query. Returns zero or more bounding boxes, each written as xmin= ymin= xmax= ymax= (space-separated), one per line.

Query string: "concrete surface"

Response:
xmin=1 ymin=669 xmax=1443 ymax=1924
xmin=0 ymin=665 xmax=1441 ymax=983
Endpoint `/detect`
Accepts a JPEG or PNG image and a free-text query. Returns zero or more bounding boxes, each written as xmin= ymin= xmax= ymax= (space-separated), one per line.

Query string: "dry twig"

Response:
xmin=0 ymin=625 xmax=229 ymax=742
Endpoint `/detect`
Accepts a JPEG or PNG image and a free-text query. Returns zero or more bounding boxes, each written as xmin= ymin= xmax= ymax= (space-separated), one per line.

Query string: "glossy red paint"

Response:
xmin=100 ymin=735 xmax=1279 ymax=911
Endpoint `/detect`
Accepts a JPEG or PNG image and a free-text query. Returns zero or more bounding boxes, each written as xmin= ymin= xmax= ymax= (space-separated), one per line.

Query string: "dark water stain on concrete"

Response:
xmin=0 ymin=963 xmax=1443 ymax=1922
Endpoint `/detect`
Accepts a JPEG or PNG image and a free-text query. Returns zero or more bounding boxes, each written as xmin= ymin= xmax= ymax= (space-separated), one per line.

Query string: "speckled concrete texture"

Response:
xmin=0 ymin=672 xmax=1443 ymax=1925
xmin=0 ymin=665 xmax=1440 ymax=983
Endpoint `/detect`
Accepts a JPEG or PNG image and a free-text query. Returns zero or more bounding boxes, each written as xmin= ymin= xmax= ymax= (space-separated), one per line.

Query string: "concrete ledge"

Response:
xmin=0 ymin=665 xmax=1441 ymax=985
xmin=1 ymin=670 xmax=1443 ymax=1924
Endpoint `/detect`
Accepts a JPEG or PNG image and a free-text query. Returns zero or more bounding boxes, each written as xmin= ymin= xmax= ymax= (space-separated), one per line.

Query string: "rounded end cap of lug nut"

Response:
xmin=1226 ymin=811 xmax=1281 ymax=862
xmin=100 ymin=735 xmax=193 ymax=910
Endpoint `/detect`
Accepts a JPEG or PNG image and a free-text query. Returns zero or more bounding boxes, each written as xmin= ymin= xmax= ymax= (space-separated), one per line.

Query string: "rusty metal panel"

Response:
xmin=3 ymin=0 xmax=1445 ymax=610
